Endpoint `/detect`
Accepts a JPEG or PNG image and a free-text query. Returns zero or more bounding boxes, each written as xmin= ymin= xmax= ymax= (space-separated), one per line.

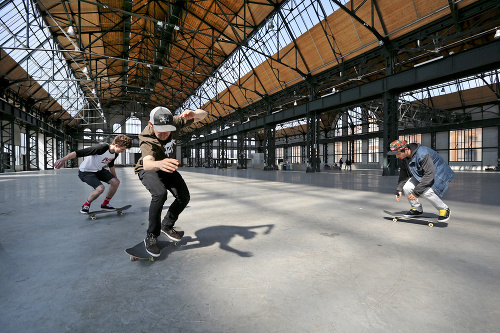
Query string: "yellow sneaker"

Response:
xmin=438 ymin=208 xmax=450 ymax=222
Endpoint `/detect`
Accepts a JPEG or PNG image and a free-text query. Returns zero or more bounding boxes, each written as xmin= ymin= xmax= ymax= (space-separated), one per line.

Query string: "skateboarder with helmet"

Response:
xmin=388 ymin=140 xmax=455 ymax=222
xmin=135 ymin=106 xmax=207 ymax=257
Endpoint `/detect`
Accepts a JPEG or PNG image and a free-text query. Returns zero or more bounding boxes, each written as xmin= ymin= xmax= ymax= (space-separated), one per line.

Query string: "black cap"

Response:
xmin=149 ymin=107 xmax=176 ymax=132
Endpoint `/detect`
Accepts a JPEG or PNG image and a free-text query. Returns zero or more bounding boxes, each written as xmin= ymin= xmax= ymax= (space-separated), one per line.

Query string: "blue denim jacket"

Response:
xmin=398 ymin=144 xmax=455 ymax=197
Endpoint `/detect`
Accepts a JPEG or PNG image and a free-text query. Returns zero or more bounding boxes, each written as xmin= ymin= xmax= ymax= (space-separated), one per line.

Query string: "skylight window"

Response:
xmin=179 ymin=0 xmax=341 ymax=113
xmin=0 ymin=0 xmax=85 ymax=116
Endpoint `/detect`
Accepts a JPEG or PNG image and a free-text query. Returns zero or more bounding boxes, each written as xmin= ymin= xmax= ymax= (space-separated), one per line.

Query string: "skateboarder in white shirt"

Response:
xmin=55 ymin=135 xmax=132 ymax=214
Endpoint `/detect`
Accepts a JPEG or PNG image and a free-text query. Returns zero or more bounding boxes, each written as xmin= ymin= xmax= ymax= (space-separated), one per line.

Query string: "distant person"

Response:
xmin=54 ymin=135 xmax=132 ymax=213
xmin=345 ymin=159 xmax=352 ymax=170
xmin=339 ymin=158 xmax=343 ymax=170
xmin=388 ymin=140 xmax=455 ymax=222
xmin=135 ymin=106 xmax=207 ymax=257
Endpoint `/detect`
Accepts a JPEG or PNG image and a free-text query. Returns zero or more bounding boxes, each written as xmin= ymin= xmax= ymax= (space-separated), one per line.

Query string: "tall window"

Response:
xmin=291 ymin=146 xmax=301 ymax=163
xmin=334 ymin=119 xmax=343 ymax=137
xmin=368 ymin=115 xmax=379 ymax=132
xmin=119 ymin=117 xmax=141 ymax=165
xmin=334 ymin=141 xmax=342 ymax=163
xmin=15 ymin=133 xmax=26 ymax=166
xmin=84 ymin=128 xmax=91 ymax=140
xmin=276 ymin=147 xmax=283 ymax=163
xmin=450 ymin=129 xmax=482 ymax=161
xmin=398 ymin=134 xmax=421 ymax=144
xmin=126 ymin=116 xmax=142 ymax=134
xmin=96 ymin=129 xmax=104 ymax=142
xmin=353 ymin=140 xmax=363 ymax=163
xmin=368 ymin=138 xmax=379 ymax=162
xmin=348 ymin=108 xmax=362 ymax=135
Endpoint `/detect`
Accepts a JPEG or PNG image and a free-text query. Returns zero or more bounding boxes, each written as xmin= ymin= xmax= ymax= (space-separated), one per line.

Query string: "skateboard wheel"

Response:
xmin=392 ymin=218 xmax=398 ymax=223
xmin=428 ymin=222 xmax=434 ymax=228
xmin=130 ymin=256 xmax=136 ymax=261
xmin=91 ymin=216 xmax=97 ymax=220
xmin=149 ymin=257 xmax=154 ymax=262
xmin=120 ymin=212 xmax=125 ymax=215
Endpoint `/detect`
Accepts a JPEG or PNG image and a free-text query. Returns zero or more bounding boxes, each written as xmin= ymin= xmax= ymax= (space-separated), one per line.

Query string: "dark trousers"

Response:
xmin=138 ymin=170 xmax=190 ymax=236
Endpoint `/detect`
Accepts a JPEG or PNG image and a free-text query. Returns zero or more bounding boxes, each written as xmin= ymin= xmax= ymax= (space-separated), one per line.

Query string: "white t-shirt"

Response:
xmin=76 ymin=144 xmax=118 ymax=172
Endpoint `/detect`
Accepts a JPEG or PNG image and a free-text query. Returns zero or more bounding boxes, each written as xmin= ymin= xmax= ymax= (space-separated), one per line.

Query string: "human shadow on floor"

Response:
xmin=178 ymin=224 xmax=274 ymax=257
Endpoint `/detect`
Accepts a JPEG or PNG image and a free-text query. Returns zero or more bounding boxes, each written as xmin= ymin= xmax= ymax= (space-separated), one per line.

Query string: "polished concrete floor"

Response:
xmin=0 ymin=167 xmax=499 ymax=333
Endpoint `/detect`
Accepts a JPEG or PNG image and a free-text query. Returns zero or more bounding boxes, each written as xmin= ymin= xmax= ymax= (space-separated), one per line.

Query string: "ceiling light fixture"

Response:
xmin=67 ymin=26 xmax=76 ymax=36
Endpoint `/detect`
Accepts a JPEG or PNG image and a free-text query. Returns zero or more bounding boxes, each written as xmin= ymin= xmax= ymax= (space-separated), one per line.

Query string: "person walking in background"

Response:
xmin=345 ymin=159 xmax=352 ymax=170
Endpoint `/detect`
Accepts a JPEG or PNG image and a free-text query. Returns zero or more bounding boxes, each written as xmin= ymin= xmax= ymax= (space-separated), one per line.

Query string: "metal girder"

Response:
xmin=187 ymin=41 xmax=500 ymax=145
xmin=305 ymin=110 xmax=320 ymax=172
xmin=0 ymin=114 xmax=15 ymax=172
xmin=194 ymin=143 xmax=202 ymax=167
xmin=382 ymin=91 xmax=398 ymax=176
xmin=218 ymin=138 xmax=227 ymax=168
xmin=26 ymin=126 xmax=39 ymax=171
xmin=0 ymin=99 xmax=65 ymax=139
xmin=237 ymin=132 xmax=247 ymax=169
xmin=204 ymin=140 xmax=213 ymax=168
xmin=331 ymin=0 xmax=389 ymax=47
xmin=44 ymin=132 xmax=54 ymax=169
xmin=447 ymin=0 xmax=462 ymax=33
xmin=263 ymin=124 xmax=276 ymax=170
xmin=184 ymin=0 xmax=499 ymax=140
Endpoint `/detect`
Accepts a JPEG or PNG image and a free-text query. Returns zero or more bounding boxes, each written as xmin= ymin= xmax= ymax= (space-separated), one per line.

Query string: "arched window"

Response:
xmin=84 ymin=128 xmax=91 ymax=140
xmin=96 ymin=129 xmax=104 ymax=142
xmin=126 ymin=116 xmax=142 ymax=134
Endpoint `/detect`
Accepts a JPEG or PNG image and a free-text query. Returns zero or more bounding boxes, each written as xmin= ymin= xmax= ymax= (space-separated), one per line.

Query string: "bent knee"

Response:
xmin=109 ymin=178 xmax=120 ymax=187
xmin=95 ymin=185 xmax=106 ymax=194
xmin=151 ymin=189 xmax=168 ymax=202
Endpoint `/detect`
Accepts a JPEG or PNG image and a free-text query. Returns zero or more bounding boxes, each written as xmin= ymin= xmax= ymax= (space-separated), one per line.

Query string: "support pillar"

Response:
xmin=264 ymin=124 xmax=276 ymax=170
xmin=219 ymin=138 xmax=227 ymax=168
xmin=382 ymin=90 xmax=398 ymax=176
xmin=26 ymin=126 xmax=39 ymax=171
xmin=0 ymin=115 xmax=15 ymax=172
xmin=237 ymin=132 xmax=247 ymax=169
xmin=204 ymin=140 xmax=213 ymax=167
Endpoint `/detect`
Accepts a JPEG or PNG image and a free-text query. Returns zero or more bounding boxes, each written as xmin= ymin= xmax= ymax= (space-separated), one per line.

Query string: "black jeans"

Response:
xmin=138 ymin=170 xmax=190 ymax=236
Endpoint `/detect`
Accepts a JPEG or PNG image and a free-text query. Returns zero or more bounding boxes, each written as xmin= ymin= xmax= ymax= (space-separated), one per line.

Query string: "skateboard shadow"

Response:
xmin=382 ymin=216 xmax=448 ymax=228
xmin=176 ymin=224 xmax=275 ymax=258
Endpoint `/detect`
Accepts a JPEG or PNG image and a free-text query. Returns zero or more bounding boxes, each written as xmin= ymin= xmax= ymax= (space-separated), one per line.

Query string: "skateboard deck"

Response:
xmin=88 ymin=205 xmax=131 ymax=220
xmin=125 ymin=230 xmax=184 ymax=262
xmin=383 ymin=210 xmax=439 ymax=228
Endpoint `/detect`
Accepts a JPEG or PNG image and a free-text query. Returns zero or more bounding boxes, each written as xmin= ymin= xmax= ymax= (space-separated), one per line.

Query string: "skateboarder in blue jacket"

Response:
xmin=55 ymin=135 xmax=132 ymax=213
xmin=388 ymin=140 xmax=455 ymax=222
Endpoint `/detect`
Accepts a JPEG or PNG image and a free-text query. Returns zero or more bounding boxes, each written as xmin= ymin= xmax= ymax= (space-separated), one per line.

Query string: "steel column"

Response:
xmin=382 ymin=91 xmax=398 ymax=176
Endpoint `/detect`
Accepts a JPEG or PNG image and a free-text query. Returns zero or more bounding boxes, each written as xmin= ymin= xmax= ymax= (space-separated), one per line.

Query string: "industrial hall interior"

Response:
xmin=1 ymin=0 xmax=499 ymax=332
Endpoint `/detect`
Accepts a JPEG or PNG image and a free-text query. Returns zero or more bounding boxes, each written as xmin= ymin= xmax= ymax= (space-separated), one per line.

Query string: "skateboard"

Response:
xmin=87 ymin=205 xmax=131 ymax=220
xmin=125 ymin=230 xmax=184 ymax=262
xmin=383 ymin=210 xmax=439 ymax=228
